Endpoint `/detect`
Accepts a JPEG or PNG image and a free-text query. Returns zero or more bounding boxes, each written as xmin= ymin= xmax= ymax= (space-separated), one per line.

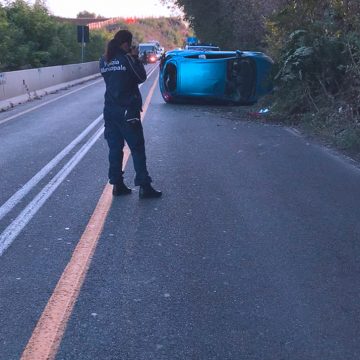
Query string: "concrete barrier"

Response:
xmin=0 ymin=61 xmax=100 ymax=110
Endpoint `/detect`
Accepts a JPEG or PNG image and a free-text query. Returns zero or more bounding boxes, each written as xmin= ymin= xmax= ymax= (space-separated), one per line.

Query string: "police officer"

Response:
xmin=100 ymin=30 xmax=162 ymax=198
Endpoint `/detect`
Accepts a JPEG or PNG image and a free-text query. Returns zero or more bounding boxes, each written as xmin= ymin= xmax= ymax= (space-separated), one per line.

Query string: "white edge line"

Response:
xmin=0 ymin=64 xmax=158 ymax=221
xmin=146 ymin=63 xmax=159 ymax=80
xmin=0 ymin=127 xmax=104 ymax=256
xmin=0 ymin=79 xmax=103 ymax=126
xmin=0 ymin=115 xmax=103 ymax=222
xmin=0 ymin=64 xmax=159 ymax=255
xmin=285 ymin=127 xmax=302 ymax=138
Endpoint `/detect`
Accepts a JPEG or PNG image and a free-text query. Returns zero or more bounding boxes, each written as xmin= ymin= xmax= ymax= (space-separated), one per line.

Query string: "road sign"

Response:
xmin=77 ymin=25 xmax=89 ymax=43
xmin=186 ymin=36 xmax=198 ymax=45
xmin=77 ymin=25 xmax=89 ymax=63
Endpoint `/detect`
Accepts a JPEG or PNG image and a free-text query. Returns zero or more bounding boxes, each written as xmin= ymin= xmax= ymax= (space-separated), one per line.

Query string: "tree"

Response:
xmin=0 ymin=4 xmax=11 ymax=70
xmin=0 ymin=1 xmax=109 ymax=70
xmin=77 ymin=10 xmax=97 ymax=19
xmin=161 ymin=0 xmax=284 ymax=50
xmin=0 ymin=1 xmax=186 ymax=71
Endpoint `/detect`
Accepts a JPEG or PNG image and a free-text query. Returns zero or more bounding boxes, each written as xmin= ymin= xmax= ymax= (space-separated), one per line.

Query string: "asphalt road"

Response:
xmin=1 ymin=64 xmax=360 ymax=360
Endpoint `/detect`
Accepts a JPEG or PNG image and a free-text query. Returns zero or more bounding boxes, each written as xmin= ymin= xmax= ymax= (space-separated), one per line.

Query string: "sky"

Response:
xmin=28 ymin=0 xmax=176 ymax=18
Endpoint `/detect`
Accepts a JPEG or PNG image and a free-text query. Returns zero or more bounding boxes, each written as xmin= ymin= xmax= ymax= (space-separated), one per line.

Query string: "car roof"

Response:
xmin=166 ymin=50 xmax=234 ymax=56
xmin=166 ymin=49 xmax=267 ymax=58
xmin=186 ymin=45 xmax=220 ymax=49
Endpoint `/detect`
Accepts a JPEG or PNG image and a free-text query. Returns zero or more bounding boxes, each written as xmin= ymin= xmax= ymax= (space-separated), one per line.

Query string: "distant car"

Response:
xmin=139 ymin=43 xmax=157 ymax=57
xmin=142 ymin=41 xmax=162 ymax=59
xmin=159 ymin=49 xmax=273 ymax=105
xmin=158 ymin=47 xmax=165 ymax=57
xmin=146 ymin=52 xmax=157 ymax=63
xmin=141 ymin=51 xmax=157 ymax=64
xmin=139 ymin=43 xmax=158 ymax=64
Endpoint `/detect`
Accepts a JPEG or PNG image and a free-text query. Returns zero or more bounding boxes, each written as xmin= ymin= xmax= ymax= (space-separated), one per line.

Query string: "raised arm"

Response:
xmin=125 ymin=54 xmax=147 ymax=84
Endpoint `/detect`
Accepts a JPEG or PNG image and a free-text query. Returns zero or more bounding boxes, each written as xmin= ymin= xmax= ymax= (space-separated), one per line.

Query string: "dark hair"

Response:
xmin=105 ymin=30 xmax=133 ymax=62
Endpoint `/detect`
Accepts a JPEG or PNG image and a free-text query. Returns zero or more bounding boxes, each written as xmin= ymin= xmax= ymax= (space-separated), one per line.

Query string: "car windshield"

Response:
xmin=140 ymin=45 xmax=156 ymax=52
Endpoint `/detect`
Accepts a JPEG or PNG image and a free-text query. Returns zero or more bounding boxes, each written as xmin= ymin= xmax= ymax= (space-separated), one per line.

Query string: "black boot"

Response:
xmin=139 ymin=184 xmax=162 ymax=199
xmin=112 ymin=181 xmax=132 ymax=196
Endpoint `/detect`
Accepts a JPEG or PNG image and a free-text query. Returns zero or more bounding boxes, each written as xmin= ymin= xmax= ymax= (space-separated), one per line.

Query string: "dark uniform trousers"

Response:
xmin=104 ymin=107 xmax=152 ymax=186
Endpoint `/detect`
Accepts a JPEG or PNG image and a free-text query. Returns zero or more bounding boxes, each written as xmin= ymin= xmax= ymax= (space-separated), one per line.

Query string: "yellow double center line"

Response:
xmin=21 ymin=76 xmax=159 ymax=360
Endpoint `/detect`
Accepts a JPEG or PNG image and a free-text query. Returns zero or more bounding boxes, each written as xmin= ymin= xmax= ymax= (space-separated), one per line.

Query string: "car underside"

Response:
xmin=160 ymin=51 xmax=263 ymax=105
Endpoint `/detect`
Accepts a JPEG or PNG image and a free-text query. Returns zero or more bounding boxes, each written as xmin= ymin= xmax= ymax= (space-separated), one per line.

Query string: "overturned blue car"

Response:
xmin=159 ymin=49 xmax=273 ymax=105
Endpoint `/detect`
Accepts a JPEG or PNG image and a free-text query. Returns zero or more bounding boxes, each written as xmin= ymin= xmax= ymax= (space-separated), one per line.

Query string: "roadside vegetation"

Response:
xmin=164 ymin=0 xmax=360 ymax=154
xmin=0 ymin=0 xmax=109 ymax=70
xmin=110 ymin=17 xmax=188 ymax=51
xmin=0 ymin=0 xmax=187 ymax=71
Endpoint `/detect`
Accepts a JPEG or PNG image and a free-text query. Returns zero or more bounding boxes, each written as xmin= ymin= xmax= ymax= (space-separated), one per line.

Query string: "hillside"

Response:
xmin=0 ymin=1 xmax=189 ymax=71
xmin=56 ymin=16 xmax=190 ymax=50
xmin=101 ymin=17 xmax=190 ymax=50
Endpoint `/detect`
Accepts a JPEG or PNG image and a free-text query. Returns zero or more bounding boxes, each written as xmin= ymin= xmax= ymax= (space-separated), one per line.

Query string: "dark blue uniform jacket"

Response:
xmin=99 ymin=49 xmax=147 ymax=112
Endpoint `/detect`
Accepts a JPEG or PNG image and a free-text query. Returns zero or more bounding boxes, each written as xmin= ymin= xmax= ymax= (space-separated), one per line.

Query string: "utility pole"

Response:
xmin=81 ymin=26 xmax=85 ymax=63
